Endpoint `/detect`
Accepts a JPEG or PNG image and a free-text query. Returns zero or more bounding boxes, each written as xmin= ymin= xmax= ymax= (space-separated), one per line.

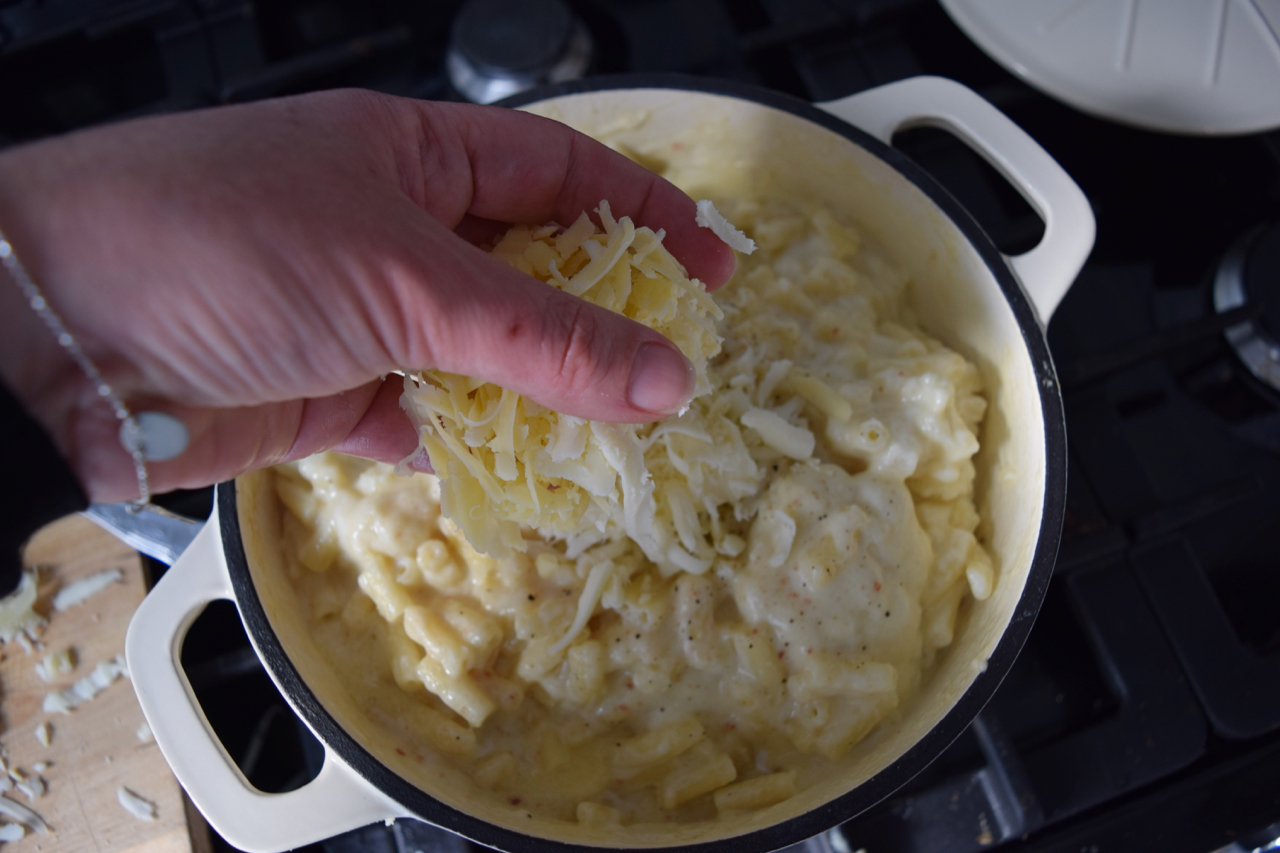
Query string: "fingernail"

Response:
xmin=628 ymin=342 xmax=695 ymax=415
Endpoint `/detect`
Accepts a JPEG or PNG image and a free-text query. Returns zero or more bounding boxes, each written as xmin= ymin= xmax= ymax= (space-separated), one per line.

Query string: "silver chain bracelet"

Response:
xmin=0 ymin=230 xmax=187 ymax=510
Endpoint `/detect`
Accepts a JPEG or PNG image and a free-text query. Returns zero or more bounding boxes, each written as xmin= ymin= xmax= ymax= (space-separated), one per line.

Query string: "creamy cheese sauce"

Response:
xmin=273 ymin=198 xmax=992 ymax=826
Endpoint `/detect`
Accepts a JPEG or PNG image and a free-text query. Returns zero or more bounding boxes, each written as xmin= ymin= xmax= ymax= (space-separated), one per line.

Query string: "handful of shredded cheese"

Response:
xmin=402 ymin=202 xmax=724 ymax=569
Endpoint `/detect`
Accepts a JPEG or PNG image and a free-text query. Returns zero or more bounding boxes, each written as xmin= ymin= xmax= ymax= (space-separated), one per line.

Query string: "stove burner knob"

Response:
xmin=1214 ymin=221 xmax=1280 ymax=394
xmin=446 ymin=0 xmax=592 ymax=104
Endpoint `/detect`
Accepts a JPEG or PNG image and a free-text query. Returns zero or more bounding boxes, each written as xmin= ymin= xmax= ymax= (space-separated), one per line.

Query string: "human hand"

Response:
xmin=0 ymin=89 xmax=735 ymax=503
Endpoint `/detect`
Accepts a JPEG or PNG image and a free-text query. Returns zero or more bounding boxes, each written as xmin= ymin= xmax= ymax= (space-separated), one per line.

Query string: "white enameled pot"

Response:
xmin=125 ymin=75 xmax=1094 ymax=853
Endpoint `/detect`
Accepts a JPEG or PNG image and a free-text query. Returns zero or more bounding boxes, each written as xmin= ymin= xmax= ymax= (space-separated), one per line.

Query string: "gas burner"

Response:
xmin=445 ymin=0 xmax=591 ymax=104
xmin=1215 ymin=221 xmax=1280 ymax=394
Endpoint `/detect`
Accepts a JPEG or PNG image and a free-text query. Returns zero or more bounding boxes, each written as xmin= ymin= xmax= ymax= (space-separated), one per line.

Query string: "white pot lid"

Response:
xmin=939 ymin=0 xmax=1280 ymax=136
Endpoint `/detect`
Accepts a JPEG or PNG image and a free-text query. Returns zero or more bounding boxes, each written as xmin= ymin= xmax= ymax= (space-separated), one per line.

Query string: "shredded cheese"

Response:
xmin=0 ymin=571 xmax=45 ymax=650
xmin=52 ymin=568 xmax=122 ymax=611
xmin=117 ymin=787 xmax=157 ymax=822
xmin=548 ymin=558 xmax=614 ymax=657
xmin=404 ymin=197 xmax=983 ymax=618
xmin=402 ymin=202 xmax=724 ymax=572
xmin=42 ymin=654 xmax=128 ymax=715
xmin=14 ymin=777 xmax=45 ymax=803
xmin=0 ymin=794 xmax=50 ymax=835
xmin=696 ymin=200 xmax=756 ymax=254
xmin=34 ymin=647 xmax=75 ymax=683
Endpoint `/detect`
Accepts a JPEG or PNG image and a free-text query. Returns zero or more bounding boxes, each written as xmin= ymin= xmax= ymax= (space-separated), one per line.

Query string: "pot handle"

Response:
xmin=816 ymin=76 xmax=1095 ymax=324
xmin=125 ymin=510 xmax=407 ymax=853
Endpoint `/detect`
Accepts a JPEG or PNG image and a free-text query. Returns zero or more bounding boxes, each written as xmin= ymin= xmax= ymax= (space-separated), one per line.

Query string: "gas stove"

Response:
xmin=5 ymin=1 xmax=1279 ymax=851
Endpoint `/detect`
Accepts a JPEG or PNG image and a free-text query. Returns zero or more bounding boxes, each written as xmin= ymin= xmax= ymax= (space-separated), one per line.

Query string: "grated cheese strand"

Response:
xmin=0 ymin=794 xmax=50 ymax=835
xmin=42 ymin=654 xmax=128 ymax=715
xmin=695 ymin=200 xmax=756 ymax=254
xmin=52 ymin=568 xmax=122 ymax=611
xmin=117 ymin=787 xmax=157 ymax=822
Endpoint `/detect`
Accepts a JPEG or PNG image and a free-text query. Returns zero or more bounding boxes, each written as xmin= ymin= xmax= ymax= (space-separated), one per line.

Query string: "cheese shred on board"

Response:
xmin=402 ymin=201 xmax=727 ymax=573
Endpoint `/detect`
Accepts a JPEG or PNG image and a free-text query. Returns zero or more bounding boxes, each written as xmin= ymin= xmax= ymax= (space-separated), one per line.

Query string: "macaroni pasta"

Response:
xmin=273 ymin=198 xmax=993 ymax=826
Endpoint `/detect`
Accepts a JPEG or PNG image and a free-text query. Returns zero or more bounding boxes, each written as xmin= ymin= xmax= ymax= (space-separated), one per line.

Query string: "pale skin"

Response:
xmin=0 ymin=89 xmax=735 ymax=504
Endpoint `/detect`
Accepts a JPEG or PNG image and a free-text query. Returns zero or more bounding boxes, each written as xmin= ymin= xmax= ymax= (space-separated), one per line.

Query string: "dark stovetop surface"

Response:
xmin=7 ymin=0 xmax=1278 ymax=851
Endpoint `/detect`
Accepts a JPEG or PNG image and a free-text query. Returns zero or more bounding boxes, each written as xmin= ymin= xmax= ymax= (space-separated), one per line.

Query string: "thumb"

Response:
xmin=418 ymin=246 xmax=696 ymax=424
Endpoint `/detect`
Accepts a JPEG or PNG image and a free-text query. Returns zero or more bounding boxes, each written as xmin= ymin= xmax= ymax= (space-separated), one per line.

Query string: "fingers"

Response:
xmin=328 ymin=378 xmax=433 ymax=472
xmin=70 ymin=379 xmax=428 ymax=503
xmin=408 ymin=237 xmax=696 ymax=424
xmin=269 ymin=378 xmax=428 ymax=472
xmin=413 ymin=101 xmax=736 ymax=289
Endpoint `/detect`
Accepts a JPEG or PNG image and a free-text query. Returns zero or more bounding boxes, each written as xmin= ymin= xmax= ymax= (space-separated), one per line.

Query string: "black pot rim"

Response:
xmin=219 ymin=72 xmax=1067 ymax=853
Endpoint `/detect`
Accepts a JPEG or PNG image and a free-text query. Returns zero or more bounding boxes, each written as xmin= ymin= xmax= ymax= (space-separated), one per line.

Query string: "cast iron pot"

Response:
xmin=124 ymin=74 xmax=1093 ymax=853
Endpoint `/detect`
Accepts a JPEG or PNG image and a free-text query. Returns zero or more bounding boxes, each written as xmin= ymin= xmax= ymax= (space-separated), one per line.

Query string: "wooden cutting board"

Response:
xmin=1 ymin=514 xmax=209 ymax=853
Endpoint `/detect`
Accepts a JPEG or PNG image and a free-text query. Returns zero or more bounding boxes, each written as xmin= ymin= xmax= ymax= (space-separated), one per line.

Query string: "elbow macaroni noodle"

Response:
xmin=273 ymin=198 xmax=994 ymax=826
